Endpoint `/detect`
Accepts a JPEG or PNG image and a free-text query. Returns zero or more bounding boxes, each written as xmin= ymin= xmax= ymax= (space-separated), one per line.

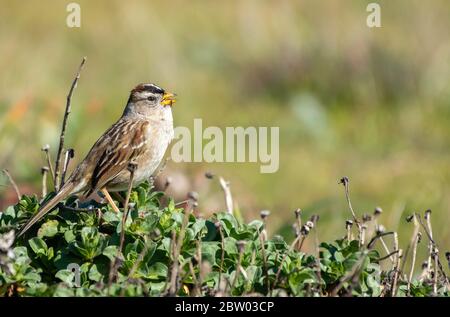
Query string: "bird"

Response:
xmin=17 ymin=83 xmax=176 ymax=237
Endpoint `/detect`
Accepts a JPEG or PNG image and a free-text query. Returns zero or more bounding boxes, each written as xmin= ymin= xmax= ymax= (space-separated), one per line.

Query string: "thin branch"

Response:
xmin=2 ymin=169 xmax=20 ymax=200
xmin=339 ymin=177 xmax=362 ymax=243
xmin=258 ymin=227 xmax=270 ymax=295
xmin=219 ymin=177 xmax=233 ymax=214
xmin=272 ymin=234 xmax=303 ymax=294
xmin=41 ymin=144 xmax=55 ymax=187
xmin=401 ymin=213 xmax=420 ymax=276
xmin=407 ymin=232 xmax=421 ymax=296
xmin=119 ymin=162 xmax=137 ymax=255
xmin=330 ymin=253 xmax=368 ymax=296
xmin=41 ymin=167 xmax=49 ymax=199
xmin=61 ymin=148 xmax=74 ymax=187
xmin=376 ymin=250 xmax=400 ymax=262
xmin=54 ymin=57 xmax=86 ymax=192
xmin=168 ymin=199 xmax=194 ymax=296
xmin=367 ymin=231 xmax=395 ymax=249
xmin=390 ymin=232 xmax=401 ymax=297
xmin=216 ymin=223 xmax=226 ymax=293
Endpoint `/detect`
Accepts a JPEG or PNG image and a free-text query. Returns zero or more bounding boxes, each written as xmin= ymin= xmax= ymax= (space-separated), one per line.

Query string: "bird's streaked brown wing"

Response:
xmin=83 ymin=118 xmax=149 ymax=196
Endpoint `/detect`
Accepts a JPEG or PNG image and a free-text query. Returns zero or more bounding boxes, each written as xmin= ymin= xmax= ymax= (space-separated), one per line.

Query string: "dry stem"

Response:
xmin=54 ymin=57 xmax=86 ymax=192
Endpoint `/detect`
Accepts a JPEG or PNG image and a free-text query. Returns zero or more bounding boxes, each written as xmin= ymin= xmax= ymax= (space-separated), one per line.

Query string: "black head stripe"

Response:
xmin=132 ymin=83 xmax=165 ymax=95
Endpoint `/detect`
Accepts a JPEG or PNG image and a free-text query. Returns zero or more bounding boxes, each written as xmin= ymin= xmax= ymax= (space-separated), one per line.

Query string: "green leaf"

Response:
xmin=201 ymin=242 xmax=220 ymax=265
xmin=38 ymin=219 xmax=59 ymax=238
xmin=64 ymin=230 xmax=76 ymax=243
xmin=55 ymin=269 xmax=75 ymax=285
xmin=146 ymin=262 xmax=168 ymax=279
xmin=88 ymin=264 xmax=103 ymax=282
xmin=29 ymin=237 xmax=48 ymax=255
xmin=102 ymin=245 xmax=118 ymax=261
xmin=334 ymin=251 xmax=345 ymax=262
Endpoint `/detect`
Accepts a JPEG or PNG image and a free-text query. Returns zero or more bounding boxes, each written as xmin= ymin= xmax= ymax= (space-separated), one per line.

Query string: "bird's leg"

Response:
xmin=101 ymin=188 xmax=121 ymax=213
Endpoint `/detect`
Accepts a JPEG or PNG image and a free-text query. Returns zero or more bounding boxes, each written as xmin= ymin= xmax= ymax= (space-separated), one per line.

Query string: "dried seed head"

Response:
xmin=417 ymin=232 xmax=422 ymax=243
xmin=376 ymin=224 xmax=385 ymax=234
xmin=301 ymin=224 xmax=311 ymax=235
xmin=362 ymin=214 xmax=372 ymax=222
xmin=406 ymin=215 xmax=414 ymax=223
xmin=339 ymin=176 xmax=349 ymax=185
xmin=424 ymin=209 xmax=432 ymax=220
xmin=260 ymin=210 xmax=270 ymax=220
xmin=374 ymin=207 xmax=383 ymax=215
xmin=41 ymin=144 xmax=50 ymax=152
xmin=67 ymin=148 xmax=75 ymax=159
xmin=294 ymin=208 xmax=302 ymax=219
xmin=205 ymin=171 xmax=214 ymax=179
xmin=345 ymin=220 xmax=353 ymax=227
xmin=237 ymin=240 xmax=246 ymax=253
xmin=421 ymin=261 xmax=428 ymax=270
xmin=187 ymin=191 xmax=199 ymax=202
xmin=310 ymin=215 xmax=319 ymax=223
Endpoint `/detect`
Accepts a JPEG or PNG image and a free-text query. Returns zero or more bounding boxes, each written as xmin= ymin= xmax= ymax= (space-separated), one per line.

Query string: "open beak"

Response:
xmin=161 ymin=92 xmax=176 ymax=107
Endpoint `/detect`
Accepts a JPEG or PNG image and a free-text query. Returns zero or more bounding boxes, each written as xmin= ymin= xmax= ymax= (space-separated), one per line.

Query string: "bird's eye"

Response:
xmin=147 ymin=95 xmax=156 ymax=102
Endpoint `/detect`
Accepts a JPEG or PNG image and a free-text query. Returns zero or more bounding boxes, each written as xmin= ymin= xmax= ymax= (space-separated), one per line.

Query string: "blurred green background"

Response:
xmin=0 ymin=1 xmax=449 ymax=257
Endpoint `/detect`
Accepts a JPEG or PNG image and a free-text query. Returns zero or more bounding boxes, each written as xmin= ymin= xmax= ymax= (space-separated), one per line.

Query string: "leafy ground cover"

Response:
xmin=0 ymin=180 xmax=448 ymax=297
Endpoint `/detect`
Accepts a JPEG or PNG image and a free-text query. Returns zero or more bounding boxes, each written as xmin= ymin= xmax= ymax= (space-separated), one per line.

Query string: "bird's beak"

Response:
xmin=162 ymin=92 xmax=176 ymax=107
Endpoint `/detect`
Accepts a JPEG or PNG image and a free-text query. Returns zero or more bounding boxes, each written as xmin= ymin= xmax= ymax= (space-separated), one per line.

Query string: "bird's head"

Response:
xmin=124 ymin=83 xmax=176 ymax=117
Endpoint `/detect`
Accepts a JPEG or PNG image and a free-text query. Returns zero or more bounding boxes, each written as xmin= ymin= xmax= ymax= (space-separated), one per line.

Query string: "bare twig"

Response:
xmin=407 ymin=232 xmax=421 ymax=296
xmin=272 ymin=234 xmax=303 ymax=294
xmin=367 ymin=231 xmax=395 ymax=250
xmin=376 ymin=250 xmax=400 ymax=262
xmin=216 ymin=222 xmax=226 ymax=293
xmin=345 ymin=220 xmax=353 ymax=241
xmin=61 ymin=148 xmax=74 ymax=187
xmin=401 ymin=213 xmax=420 ymax=276
xmin=41 ymin=167 xmax=49 ymax=198
xmin=168 ymin=199 xmax=194 ymax=296
xmin=433 ymin=250 xmax=438 ymax=296
xmin=339 ymin=177 xmax=359 ymax=223
xmin=108 ymin=162 xmax=136 ymax=288
xmin=230 ymin=241 xmax=246 ymax=292
xmin=417 ymin=211 xmax=449 ymax=288
xmin=330 ymin=252 xmax=368 ymax=296
xmin=390 ymin=231 xmax=401 ymax=297
xmin=258 ymin=227 xmax=270 ymax=294
xmin=339 ymin=177 xmax=362 ymax=244
xmin=41 ymin=144 xmax=55 ymax=187
xmin=219 ymin=177 xmax=233 ymax=214
xmin=424 ymin=210 xmax=433 ymax=278
xmin=54 ymin=57 xmax=86 ymax=192
xmin=2 ymin=169 xmax=20 ymax=200
xmin=118 ymin=162 xmax=137 ymax=255
xmin=188 ymin=260 xmax=199 ymax=296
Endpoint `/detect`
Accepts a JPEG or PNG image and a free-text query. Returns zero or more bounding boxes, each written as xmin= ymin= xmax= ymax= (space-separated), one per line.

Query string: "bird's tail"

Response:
xmin=17 ymin=182 xmax=76 ymax=238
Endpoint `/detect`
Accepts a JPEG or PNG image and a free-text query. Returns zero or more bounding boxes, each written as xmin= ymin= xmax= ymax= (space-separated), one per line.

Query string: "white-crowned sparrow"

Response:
xmin=18 ymin=83 xmax=176 ymax=237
